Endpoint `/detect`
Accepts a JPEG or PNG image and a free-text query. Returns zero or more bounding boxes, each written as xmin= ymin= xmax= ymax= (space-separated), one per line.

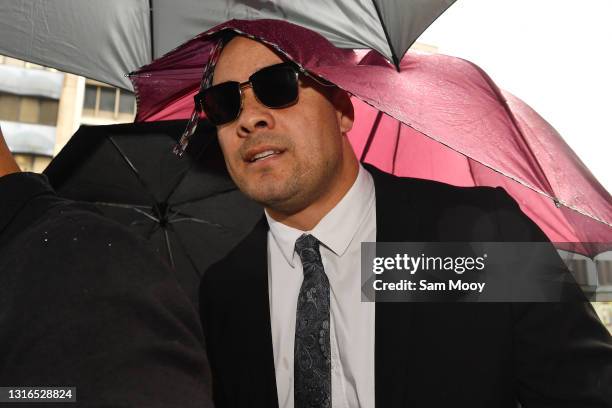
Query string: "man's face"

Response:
xmin=212 ymin=36 xmax=354 ymax=216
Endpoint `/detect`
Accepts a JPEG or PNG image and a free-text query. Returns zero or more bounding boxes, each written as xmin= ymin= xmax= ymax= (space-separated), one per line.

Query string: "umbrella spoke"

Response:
xmin=391 ymin=121 xmax=401 ymax=175
xmin=163 ymin=228 xmax=176 ymax=270
xmin=360 ymin=110 xmax=383 ymax=162
xmin=171 ymin=229 xmax=206 ymax=280
xmin=167 ymin=207 xmax=182 ymax=223
xmin=167 ymin=208 xmax=227 ymax=229
xmin=132 ymin=207 xmax=160 ymax=223
xmin=169 ymin=217 xmax=226 ymax=229
xmin=129 ymin=219 xmax=153 ymax=227
xmin=145 ymin=222 xmax=161 ymax=240
xmin=93 ymin=201 xmax=152 ymax=210
xmin=108 ymin=136 xmax=159 ymax=205
xmin=161 ymin=133 xmax=215 ymax=204
xmin=371 ymin=0 xmax=400 ymax=71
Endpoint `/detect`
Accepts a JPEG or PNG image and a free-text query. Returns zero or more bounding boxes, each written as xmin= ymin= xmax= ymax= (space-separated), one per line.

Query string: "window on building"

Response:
xmin=83 ymin=85 xmax=97 ymax=110
xmin=0 ymin=92 xmax=59 ymax=126
xmin=82 ymin=81 xmax=136 ymax=121
xmin=119 ymin=92 xmax=136 ymax=114
xmin=99 ymin=87 xmax=116 ymax=112
xmin=568 ymin=259 xmax=589 ymax=286
xmin=597 ymin=260 xmax=612 ymax=286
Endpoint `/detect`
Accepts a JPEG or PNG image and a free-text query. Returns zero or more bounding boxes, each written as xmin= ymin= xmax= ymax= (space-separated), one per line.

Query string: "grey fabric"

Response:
xmin=0 ymin=0 xmax=454 ymax=89
xmin=373 ymin=0 xmax=456 ymax=66
xmin=0 ymin=0 xmax=150 ymax=90
xmin=157 ymin=0 xmax=391 ymax=67
xmin=294 ymin=234 xmax=331 ymax=408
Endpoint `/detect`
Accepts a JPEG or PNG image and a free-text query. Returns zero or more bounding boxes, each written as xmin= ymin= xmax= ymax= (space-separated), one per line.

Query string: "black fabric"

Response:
xmin=200 ymin=164 xmax=612 ymax=408
xmin=0 ymin=172 xmax=214 ymax=407
xmin=43 ymin=120 xmax=263 ymax=308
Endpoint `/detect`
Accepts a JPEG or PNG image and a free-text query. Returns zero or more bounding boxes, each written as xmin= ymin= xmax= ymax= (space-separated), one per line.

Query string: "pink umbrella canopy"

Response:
xmin=129 ymin=19 xmax=612 ymax=257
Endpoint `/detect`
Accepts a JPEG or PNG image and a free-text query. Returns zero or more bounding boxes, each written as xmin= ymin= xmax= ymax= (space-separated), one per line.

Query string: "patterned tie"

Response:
xmin=294 ymin=234 xmax=331 ymax=408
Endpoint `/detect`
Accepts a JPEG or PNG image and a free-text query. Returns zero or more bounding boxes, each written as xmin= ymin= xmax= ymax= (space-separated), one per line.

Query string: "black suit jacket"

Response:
xmin=200 ymin=164 xmax=612 ymax=408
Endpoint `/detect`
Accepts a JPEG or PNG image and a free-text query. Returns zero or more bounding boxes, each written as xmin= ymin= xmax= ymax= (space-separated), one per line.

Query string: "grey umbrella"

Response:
xmin=0 ymin=0 xmax=455 ymax=90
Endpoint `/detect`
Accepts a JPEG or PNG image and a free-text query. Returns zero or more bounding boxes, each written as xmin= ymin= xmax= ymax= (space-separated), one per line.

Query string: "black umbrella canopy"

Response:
xmin=0 ymin=0 xmax=456 ymax=89
xmin=44 ymin=120 xmax=263 ymax=304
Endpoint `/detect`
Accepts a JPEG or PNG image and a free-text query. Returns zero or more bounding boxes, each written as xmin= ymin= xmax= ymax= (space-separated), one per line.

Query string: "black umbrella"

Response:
xmin=44 ymin=119 xmax=262 ymax=304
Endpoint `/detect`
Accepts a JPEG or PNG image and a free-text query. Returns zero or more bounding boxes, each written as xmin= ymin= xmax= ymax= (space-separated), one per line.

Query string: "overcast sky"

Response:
xmin=417 ymin=0 xmax=611 ymax=193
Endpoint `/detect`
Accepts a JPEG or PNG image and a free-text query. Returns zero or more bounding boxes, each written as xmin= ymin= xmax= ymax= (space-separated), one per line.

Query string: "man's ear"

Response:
xmin=332 ymin=89 xmax=354 ymax=134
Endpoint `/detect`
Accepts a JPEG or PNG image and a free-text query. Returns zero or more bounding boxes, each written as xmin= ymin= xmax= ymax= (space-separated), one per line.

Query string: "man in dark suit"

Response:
xmin=199 ymin=35 xmax=612 ymax=407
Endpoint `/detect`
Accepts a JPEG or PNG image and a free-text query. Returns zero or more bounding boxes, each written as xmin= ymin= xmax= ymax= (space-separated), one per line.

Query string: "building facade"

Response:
xmin=0 ymin=55 xmax=135 ymax=172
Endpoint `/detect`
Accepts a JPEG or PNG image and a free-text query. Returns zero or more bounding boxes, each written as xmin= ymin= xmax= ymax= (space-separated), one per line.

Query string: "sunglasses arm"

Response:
xmin=299 ymin=68 xmax=336 ymax=88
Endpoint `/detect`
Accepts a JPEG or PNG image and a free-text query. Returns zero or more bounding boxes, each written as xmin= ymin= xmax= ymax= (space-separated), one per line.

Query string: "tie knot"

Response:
xmin=295 ymin=234 xmax=321 ymax=263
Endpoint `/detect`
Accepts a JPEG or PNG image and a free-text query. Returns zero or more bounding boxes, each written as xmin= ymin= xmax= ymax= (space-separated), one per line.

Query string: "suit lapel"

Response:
xmin=366 ymin=164 xmax=420 ymax=408
xmin=365 ymin=163 xmax=420 ymax=242
xmin=226 ymin=217 xmax=279 ymax=407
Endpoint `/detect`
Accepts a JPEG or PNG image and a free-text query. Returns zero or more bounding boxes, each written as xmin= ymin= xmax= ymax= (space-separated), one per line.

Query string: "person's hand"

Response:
xmin=0 ymin=126 xmax=21 ymax=176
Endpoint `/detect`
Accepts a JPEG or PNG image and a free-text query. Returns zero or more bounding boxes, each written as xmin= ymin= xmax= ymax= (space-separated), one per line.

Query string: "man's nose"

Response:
xmin=236 ymin=88 xmax=275 ymax=137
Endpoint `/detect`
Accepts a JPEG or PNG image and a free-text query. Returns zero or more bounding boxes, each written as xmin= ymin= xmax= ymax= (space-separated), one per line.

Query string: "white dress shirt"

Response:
xmin=265 ymin=164 xmax=376 ymax=408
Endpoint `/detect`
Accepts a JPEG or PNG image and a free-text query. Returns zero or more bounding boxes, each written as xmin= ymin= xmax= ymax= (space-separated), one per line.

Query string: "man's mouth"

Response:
xmin=244 ymin=146 xmax=286 ymax=163
xmin=250 ymin=150 xmax=282 ymax=162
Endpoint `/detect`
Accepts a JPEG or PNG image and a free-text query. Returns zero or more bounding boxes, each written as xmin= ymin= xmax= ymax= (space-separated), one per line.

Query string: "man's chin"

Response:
xmin=234 ymin=168 xmax=303 ymax=207
xmin=239 ymin=178 xmax=286 ymax=202
xmin=244 ymin=185 xmax=304 ymax=213
xmin=247 ymin=189 xmax=290 ymax=207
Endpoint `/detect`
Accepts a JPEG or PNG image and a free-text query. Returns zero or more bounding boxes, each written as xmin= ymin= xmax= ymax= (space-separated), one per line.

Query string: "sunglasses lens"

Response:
xmin=201 ymin=82 xmax=241 ymax=125
xmin=252 ymin=65 xmax=299 ymax=108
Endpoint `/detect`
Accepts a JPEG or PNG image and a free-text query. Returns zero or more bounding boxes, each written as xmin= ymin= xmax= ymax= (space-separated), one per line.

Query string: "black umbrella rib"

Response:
xmin=163 ymin=228 xmax=176 ymax=270
xmin=162 ymin=132 xmax=217 ymax=204
xmin=371 ymin=0 xmax=400 ymax=71
xmin=129 ymin=220 xmax=153 ymax=227
xmin=132 ymin=207 xmax=160 ymax=222
xmin=391 ymin=120 xmax=402 ymax=174
xmin=170 ymin=217 xmax=225 ymax=229
xmin=93 ymin=201 xmax=152 ymax=210
xmin=360 ymin=110 xmax=383 ymax=162
xmin=171 ymin=229 xmax=205 ymax=280
xmin=107 ymin=136 xmax=159 ymax=205
xmin=145 ymin=221 xmax=161 ymax=240
xmin=167 ymin=208 xmax=228 ymax=229
xmin=149 ymin=0 xmax=155 ymax=60
xmin=93 ymin=201 xmax=159 ymax=225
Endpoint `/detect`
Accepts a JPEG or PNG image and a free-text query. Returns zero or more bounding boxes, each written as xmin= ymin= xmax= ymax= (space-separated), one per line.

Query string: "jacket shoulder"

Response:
xmin=365 ymin=163 xmax=547 ymax=242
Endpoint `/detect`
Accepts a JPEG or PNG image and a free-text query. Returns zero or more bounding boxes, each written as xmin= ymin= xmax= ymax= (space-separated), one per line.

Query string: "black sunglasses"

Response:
xmin=195 ymin=62 xmax=330 ymax=126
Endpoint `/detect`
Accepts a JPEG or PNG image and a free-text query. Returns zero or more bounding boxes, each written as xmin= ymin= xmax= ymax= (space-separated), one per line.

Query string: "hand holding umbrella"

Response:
xmin=0 ymin=126 xmax=21 ymax=177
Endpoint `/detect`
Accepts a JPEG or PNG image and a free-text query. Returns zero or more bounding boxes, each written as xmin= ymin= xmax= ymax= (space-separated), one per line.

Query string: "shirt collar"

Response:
xmin=265 ymin=164 xmax=375 ymax=267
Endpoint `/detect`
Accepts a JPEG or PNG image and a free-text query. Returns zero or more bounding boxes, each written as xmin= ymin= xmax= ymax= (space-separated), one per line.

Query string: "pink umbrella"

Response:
xmin=129 ymin=19 xmax=612 ymax=257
